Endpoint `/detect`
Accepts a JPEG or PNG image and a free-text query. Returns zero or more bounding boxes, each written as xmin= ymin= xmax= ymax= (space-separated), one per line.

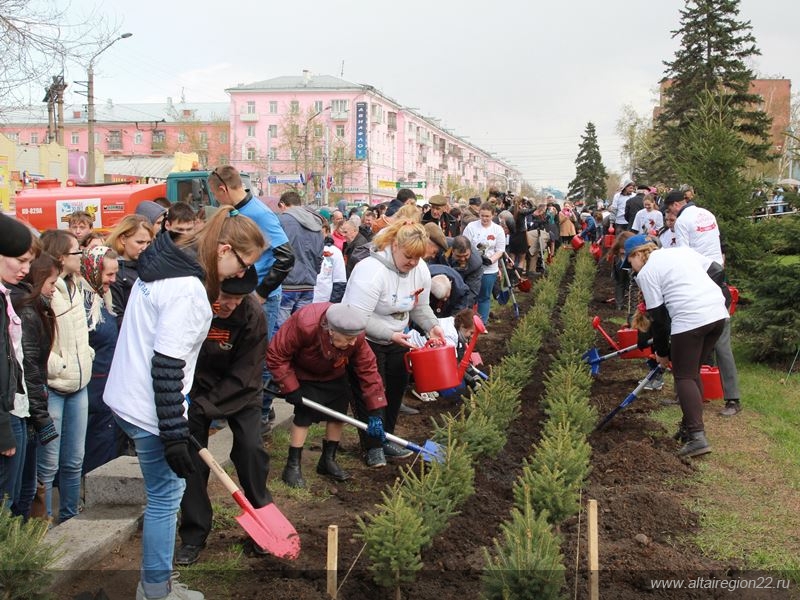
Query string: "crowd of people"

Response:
xmin=0 ymin=169 xmax=744 ymax=599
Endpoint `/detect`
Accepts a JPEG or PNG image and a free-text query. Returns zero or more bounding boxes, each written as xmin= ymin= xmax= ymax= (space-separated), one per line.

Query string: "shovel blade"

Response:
xmin=421 ymin=439 xmax=446 ymax=463
xmin=235 ymin=495 xmax=301 ymax=559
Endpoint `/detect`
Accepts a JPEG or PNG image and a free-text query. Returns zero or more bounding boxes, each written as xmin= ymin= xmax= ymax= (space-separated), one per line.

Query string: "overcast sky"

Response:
xmin=47 ymin=0 xmax=800 ymax=192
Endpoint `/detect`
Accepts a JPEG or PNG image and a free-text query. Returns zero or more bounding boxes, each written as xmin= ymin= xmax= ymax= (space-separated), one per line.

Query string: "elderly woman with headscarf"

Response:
xmin=80 ymin=246 xmax=121 ymax=473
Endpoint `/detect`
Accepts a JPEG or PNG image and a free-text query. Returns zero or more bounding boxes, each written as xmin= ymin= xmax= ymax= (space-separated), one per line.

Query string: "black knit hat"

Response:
xmin=221 ymin=265 xmax=258 ymax=295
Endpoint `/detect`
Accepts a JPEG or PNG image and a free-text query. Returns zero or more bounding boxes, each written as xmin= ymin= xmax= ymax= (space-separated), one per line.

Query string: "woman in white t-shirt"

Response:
xmin=104 ymin=206 xmax=266 ymax=600
xmin=462 ymin=202 xmax=506 ymax=324
xmin=624 ymin=235 xmax=728 ymax=459
xmin=630 ymin=194 xmax=664 ymax=235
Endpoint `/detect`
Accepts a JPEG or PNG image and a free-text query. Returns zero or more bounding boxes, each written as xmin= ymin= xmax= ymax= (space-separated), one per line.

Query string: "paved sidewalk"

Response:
xmin=44 ymin=398 xmax=293 ymax=587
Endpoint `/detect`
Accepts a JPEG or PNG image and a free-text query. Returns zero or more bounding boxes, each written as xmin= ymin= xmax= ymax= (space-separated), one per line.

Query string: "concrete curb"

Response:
xmin=44 ymin=398 xmax=294 ymax=587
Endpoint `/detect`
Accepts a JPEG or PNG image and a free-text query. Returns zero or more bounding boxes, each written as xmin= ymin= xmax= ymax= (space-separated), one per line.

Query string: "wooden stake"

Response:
xmin=327 ymin=524 xmax=338 ymax=599
xmin=588 ymin=499 xmax=599 ymax=600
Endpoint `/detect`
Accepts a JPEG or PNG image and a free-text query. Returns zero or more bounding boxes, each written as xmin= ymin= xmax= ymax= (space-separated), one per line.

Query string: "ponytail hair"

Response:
xmin=185 ymin=206 xmax=266 ymax=302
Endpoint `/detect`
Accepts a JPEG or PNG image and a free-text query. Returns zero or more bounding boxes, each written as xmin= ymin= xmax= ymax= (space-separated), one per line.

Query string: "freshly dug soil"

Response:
xmin=68 ymin=257 xmax=774 ymax=600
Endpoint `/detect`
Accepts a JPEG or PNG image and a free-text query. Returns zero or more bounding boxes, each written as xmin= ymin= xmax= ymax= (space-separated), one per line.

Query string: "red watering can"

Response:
xmin=405 ymin=314 xmax=486 ymax=393
xmin=571 ymin=235 xmax=585 ymax=250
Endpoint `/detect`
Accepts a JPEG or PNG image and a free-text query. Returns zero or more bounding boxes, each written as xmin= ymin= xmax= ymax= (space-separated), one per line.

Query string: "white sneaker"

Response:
xmin=136 ymin=577 xmax=204 ymax=600
xmin=411 ymin=389 xmax=438 ymax=402
xmin=640 ymin=377 xmax=664 ymax=391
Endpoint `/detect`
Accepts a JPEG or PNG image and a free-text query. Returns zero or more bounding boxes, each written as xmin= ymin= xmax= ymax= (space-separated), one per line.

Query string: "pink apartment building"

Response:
xmin=1 ymin=72 xmax=520 ymax=203
xmin=226 ymin=71 xmax=520 ymax=204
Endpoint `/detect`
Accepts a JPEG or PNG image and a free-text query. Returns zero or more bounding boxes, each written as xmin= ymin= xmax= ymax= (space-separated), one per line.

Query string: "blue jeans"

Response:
xmin=276 ymin=290 xmax=314 ymax=331
xmin=477 ymin=272 xmax=498 ymax=324
xmin=262 ymin=291 xmax=281 ymax=418
xmin=14 ymin=425 xmax=38 ymax=518
xmin=37 ymin=387 xmax=88 ymax=521
xmin=0 ymin=415 xmax=27 ymax=511
xmin=114 ymin=415 xmax=186 ymax=598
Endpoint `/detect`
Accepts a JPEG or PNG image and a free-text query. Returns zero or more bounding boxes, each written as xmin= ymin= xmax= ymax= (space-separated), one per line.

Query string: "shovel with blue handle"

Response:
xmin=300 ymin=397 xmax=445 ymax=462
xmin=595 ymin=360 xmax=664 ymax=430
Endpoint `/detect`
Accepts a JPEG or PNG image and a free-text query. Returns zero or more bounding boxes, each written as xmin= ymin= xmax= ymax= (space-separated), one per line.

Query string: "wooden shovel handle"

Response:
xmin=197 ymin=447 xmax=240 ymax=496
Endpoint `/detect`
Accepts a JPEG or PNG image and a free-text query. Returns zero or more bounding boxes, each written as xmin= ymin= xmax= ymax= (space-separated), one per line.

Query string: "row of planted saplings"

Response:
xmin=355 ymin=249 xmax=573 ymax=598
xmin=481 ymin=247 xmax=598 ymax=600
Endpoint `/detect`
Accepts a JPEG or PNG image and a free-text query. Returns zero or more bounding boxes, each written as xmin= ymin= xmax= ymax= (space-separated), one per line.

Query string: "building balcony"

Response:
xmin=240 ymin=113 xmax=259 ymax=122
xmin=107 ymin=141 xmax=123 ymax=151
xmin=151 ymin=141 xmax=166 ymax=152
xmin=330 ymin=112 xmax=349 ymax=121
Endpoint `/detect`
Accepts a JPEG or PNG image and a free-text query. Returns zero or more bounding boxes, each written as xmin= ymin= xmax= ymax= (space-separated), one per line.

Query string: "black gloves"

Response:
xmin=481 ymin=255 xmax=493 ymax=266
xmin=636 ymin=329 xmax=652 ymax=351
xmin=163 ymin=439 xmax=196 ymax=479
xmin=285 ymin=389 xmax=304 ymax=406
xmin=37 ymin=421 xmax=59 ymax=446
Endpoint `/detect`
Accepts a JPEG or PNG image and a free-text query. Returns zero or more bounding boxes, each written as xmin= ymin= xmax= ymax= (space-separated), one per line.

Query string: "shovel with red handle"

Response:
xmin=189 ymin=435 xmax=300 ymax=559
xmin=591 ymin=315 xmax=620 ymax=350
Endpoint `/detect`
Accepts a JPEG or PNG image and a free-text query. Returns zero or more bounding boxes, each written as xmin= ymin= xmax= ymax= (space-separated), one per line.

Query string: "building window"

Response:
xmin=6 ymin=132 xmax=18 ymax=141
xmin=313 ymin=147 xmax=323 ymax=159
xmin=219 ymin=131 xmax=228 ymax=144
xmin=107 ymin=130 xmax=122 ymax=150
xmin=152 ymin=130 xmax=166 ymax=150
xmin=93 ymin=132 xmax=100 ymax=144
xmin=134 ymin=132 xmax=142 ymax=144
xmin=331 ymin=99 xmax=348 ymax=115
xmin=314 ymin=100 xmax=323 ymax=113
xmin=71 ymin=132 xmax=79 ymax=145
xmin=289 ymin=124 xmax=299 ymax=137
xmin=269 ymin=148 xmax=277 ymax=160
xmin=30 ymin=132 xmax=39 ymax=144
xmin=246 ymin=147 xmax=256 ymax=161
xmin=291 ymin=149 xmax=299 ymax=160
xmin=199 ymin=131 xmax=208 ymax=148
xmin=247 ymin=125 xmax=256 ymax=137
xmin=335 ymin=125 xmax=345 ymax=138
xmin=313 ymin=124 xmax=323 ymax=138
xmin=178 ymin=132 xmax=187 ymax=143
xmin=246 ymin=101 xmax=256 ymax=114
xmin=268 ymin=124 xmax=277 ymax=138
xmin=290 ymin=100 xmax=300 ymax=114
xmin=334 ymin=147 xmax=345 ymax=160
xmin=269 ymin=101 xmax=278 ymax=114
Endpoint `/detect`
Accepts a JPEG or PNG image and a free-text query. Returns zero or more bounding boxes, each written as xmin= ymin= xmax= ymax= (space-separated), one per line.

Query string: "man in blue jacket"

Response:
xmin=207 ymin=166 xmax=294 ymax=433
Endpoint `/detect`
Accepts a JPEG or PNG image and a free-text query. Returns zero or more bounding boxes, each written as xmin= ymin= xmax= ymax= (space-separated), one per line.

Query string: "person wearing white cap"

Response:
xmin=267 ymin=303 xmax=388 ymax=484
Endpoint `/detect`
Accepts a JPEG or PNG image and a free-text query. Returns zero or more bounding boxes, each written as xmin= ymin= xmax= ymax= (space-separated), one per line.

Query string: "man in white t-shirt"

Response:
xmin=664 ymin=189 xmax=740 ymax=417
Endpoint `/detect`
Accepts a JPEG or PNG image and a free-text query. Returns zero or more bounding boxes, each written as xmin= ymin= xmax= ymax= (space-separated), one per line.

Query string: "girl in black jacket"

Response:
xmin=8 ymin=253 xmax=60 ymax=517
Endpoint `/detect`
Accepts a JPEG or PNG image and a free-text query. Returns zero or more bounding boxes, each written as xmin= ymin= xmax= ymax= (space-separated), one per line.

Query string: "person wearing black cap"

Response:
xmin=461 ymin=197 xmax=481 ymax=231
xmin=0 ymin=215 xmax=32 ymax=470
xmin=267 ymin=302 xmax=388 ymax=485
xmin=175 ymin=266 xmax=271 ymax=566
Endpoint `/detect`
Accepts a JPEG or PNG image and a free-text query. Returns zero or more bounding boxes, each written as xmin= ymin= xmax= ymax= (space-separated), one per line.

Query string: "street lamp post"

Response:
xmin=304 ymin=105 xmax=331 ymax=203
xmin=87 ymin=32 xmax=132 ymax=184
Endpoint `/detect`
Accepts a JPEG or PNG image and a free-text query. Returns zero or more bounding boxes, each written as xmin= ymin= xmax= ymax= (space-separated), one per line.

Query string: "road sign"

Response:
xmin=267 ymin=173 xmax=306 ymax=185
xmin=314 ymin=191 xmax=322 ymax=201
xmin=396 ymin=181 xmax=427 ymax=189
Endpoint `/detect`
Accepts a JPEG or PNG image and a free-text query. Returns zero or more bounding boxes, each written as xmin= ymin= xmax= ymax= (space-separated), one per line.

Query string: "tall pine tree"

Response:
xmin=655 ymin=0 xmax=772 ymax=170
xmin=568 ymin=122 xmax=607 ymax=202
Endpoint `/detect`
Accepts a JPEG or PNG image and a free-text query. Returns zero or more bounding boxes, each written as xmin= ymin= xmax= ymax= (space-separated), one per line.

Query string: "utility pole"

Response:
xmin=87 ymin=33 xmax=133 ymax=184
xmin=323 ymin=125 xmax=329 ymax=207
xmin=266 ymin=128 xmax=272 ymax=196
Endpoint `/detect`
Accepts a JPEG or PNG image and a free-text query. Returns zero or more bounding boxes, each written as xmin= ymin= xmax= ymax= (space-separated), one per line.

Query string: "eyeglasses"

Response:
xmin=210 ymin=168 xmax=229 ymax=195
xmin=230 ymin=247 xmax=251 ymax=271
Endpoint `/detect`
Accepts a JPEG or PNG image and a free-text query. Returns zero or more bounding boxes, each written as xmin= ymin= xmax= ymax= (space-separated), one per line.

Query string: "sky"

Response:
xmin=38 ymin=0 xmax=800 ymax=193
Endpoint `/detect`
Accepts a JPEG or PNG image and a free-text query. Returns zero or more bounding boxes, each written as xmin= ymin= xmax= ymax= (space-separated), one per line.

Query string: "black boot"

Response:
xmin=316 ymin=440 xmax=351 ymax=482
xmin=678 ymin=431 xmax=712 ymax=458
xmin=282 ymin=446 xmax=306 ymax=488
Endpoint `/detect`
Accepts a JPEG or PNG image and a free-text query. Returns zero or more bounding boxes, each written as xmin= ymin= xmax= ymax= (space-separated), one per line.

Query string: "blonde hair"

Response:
xmin=372 ymin=219 xmax=428 ymax=258
xmin=186 ymin=206 xmax=267 ymax=302
xmin=629 ymin=242 xmax=657 ymax=266
xmin=106 ymin=215 xmax=154 ymax=256
xmin=394 ymin=203 xmax=421 ymax=223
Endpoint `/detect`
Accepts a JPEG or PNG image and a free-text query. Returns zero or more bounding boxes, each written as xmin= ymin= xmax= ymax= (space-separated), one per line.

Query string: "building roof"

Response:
xmin=104 ymin=156 xmax=177 ymax=180
xmin=226 ymin=74 xmax=362 ymax=93
xmin=1 ymin=102 xmax=229 ymax=126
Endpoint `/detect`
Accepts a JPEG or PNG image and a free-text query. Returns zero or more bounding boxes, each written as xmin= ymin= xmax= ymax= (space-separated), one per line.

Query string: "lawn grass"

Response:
xmin=651 ymin=348 xmax=800 ymax=577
